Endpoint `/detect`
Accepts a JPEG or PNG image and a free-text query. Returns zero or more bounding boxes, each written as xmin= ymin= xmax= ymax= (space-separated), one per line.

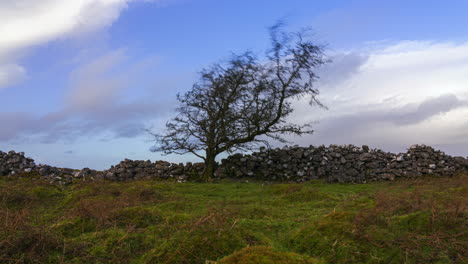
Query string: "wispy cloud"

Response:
xmin=0 ymin=0 xmax=162 ymax=89
xmin=66 ymin=48 xmax=129 ymax=111
xmin=0 ymin=49 xmax=174 ymax=143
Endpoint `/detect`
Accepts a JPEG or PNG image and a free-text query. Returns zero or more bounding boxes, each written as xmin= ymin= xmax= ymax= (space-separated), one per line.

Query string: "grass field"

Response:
xmin=1 ymin=172 xmax=466 ymax=263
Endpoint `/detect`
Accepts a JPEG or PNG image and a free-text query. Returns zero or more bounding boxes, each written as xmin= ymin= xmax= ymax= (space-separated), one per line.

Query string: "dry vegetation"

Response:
xmin=0 ymin=172 xmax=466 ymax=263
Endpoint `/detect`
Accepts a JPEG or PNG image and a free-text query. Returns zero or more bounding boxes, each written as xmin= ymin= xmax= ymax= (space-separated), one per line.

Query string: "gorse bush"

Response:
xmin=0 ymin=172 xmax=466 ymax=263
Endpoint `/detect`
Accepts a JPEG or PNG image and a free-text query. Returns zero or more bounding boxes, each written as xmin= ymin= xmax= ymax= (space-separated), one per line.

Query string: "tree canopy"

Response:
xmin=151 ymin=23 xmax=328 ymax=179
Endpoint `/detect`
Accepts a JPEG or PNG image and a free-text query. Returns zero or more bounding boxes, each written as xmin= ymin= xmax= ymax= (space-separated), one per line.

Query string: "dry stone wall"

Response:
xmin=104 ymin=159 xmax=205 ymax=182
xmin=0 ymin=150 xmax=103 ymax=184
xmin=0 ymin=144 xmax=466 ymax=184
xmin=0 ymin=150 xmax=205 ymax=184
xmin=218 ymin=144 xmax=468 ymax=183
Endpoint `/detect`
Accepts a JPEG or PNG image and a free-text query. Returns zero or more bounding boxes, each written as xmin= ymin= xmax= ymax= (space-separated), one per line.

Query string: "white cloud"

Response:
xmin=0 ymin=0 xmax=141 ymax=89
xmin=289 ymin=41 xmax=468 ymax=156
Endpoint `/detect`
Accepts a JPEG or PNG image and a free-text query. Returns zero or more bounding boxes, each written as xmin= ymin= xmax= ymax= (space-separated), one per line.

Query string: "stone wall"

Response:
xmin=0 ymin=151 xmax=36 ymax=176
xmin=0 ymin=144 xmax=467 ymax=184
xmin=104 ymin=159 xmax=205 ymax=182
xmin=217 ymin=145 xmax=468 ymax=183
xmin=0 ymin=150 xmax=103 ymax=184
xmin=0 ymin=150 xmax=205 ymax=184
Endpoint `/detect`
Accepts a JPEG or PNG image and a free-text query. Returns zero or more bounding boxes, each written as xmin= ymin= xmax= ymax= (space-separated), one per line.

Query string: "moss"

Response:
xmin=142 ymin=207 xmax=259 ymax=264
xmin=65 ymin=228 xmax=155 ymax=264
xmin=32 ymin=185 xmax=64 ymax=199
xmin=113 ymin=206 xmax=163 ymax=228
xmin=53 ymin=216 xmax=98 ymax=237
xmin=289 ymin=211 xmax=367 ymax=263
xmin=390 ymin=211 xmax=431 ymax=231
xmin=164 ymin=213 xmax=192 ymax=225
xmin=143 ymin=224 xmax=250 ymax=264
xmin=216 ymin=246 xmax=322 ymax=264
xmin=143 ymin=229 xmax=249 ymax=264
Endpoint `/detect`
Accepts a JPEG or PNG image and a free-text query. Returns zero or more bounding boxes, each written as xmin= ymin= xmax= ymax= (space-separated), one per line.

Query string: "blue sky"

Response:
xmin=1 ymin=0 xmax=467 ymax=169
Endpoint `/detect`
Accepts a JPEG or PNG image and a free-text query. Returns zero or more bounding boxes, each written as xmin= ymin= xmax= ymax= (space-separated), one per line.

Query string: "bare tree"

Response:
xmin=151 ymin=23 xmax=328 ymax=180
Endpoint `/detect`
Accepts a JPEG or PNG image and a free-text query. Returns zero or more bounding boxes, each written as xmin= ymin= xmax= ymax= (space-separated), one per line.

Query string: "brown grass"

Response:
xmin=0 ymin=208 xmax=63 ymax=263
xmin=353 ymin=174 xmax=468 ymax=263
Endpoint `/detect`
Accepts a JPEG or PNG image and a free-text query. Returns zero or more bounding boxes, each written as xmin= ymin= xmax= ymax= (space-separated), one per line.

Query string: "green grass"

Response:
xmin=0 ymin=173 xmax=466 ymax=263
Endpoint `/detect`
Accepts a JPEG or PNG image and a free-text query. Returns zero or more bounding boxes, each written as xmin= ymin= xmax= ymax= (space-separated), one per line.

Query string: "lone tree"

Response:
xmin=151 ymin=24 xmax=327 ymax=180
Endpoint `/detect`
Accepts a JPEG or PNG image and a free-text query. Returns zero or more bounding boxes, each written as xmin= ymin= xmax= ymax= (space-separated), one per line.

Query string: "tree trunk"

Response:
xmin=202 ymin=149 xmax=217 ymax=181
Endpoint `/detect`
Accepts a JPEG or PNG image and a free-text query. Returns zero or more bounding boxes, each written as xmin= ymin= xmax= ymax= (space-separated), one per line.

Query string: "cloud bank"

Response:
xmin=0 ymin=0 xmax=143 ymax=89
xmin=289 ymin=41 xmax=468 ymax=156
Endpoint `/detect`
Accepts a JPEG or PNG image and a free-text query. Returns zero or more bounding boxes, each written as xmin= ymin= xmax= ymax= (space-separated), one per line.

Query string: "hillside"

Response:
xmin=1 ymin=172 xmax=466 ymax=263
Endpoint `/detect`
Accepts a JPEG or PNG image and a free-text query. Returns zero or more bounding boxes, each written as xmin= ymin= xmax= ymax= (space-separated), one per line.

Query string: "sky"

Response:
xmin=1 ymin=0 xmax=467 ymax=169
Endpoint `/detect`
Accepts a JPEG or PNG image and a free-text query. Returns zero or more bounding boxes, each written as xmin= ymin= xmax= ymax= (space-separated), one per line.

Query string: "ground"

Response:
xmin=0 ymin=172 xmax=466 ymax=263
